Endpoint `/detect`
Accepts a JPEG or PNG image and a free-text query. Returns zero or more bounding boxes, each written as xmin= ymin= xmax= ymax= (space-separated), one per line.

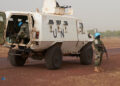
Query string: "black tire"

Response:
xmin=80 ymin=43 xmax=93 ymax=65
xmin=45 ymin=44 xmax=62 ymax=69
xmin=8 ymin=49 xmax=27 ymax=66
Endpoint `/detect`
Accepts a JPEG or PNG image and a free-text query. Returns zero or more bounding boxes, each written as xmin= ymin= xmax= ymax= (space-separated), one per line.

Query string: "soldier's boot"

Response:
xmin=94 ymin=67 xmax=100 ymax=73
xmin=99 ymin=67 xmax=104 ymax=72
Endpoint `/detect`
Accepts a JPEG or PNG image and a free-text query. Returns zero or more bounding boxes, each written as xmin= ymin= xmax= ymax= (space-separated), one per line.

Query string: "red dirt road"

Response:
xmin=0 ymin=38 xmax=120 ymax=86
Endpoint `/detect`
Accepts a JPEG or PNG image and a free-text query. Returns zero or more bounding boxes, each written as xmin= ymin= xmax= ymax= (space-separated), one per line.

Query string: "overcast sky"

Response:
xmin=0 ymin=0 xmax=120 ymax=31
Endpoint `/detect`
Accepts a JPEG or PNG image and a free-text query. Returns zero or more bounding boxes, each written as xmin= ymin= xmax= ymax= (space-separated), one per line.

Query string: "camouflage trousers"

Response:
xmin=94 ymin=51 xmax=103 ymax=66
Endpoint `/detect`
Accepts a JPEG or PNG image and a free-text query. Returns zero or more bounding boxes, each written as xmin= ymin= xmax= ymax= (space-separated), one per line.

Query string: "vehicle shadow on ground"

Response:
xmin=0 ymin=55 xmax=120 ymax=76
xmin=24 ymin=55 xmax=120 ymax=75
xmin=24 ymin=57 xmax=89 ymax=69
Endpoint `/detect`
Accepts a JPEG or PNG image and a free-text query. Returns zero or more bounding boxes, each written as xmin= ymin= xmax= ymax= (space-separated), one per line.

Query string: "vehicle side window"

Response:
xmin=79 ymin=23 xmax=83 ymax=29
xmin=31 ymin=16 xmax=34 ymax=27
xmin=78 ymin=22 xmax=84 ymax=33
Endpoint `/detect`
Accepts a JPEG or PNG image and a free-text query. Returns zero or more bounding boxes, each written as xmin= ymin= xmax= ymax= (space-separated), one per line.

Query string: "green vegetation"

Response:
xmin=88 ymin=30 xmax=120 ymax=38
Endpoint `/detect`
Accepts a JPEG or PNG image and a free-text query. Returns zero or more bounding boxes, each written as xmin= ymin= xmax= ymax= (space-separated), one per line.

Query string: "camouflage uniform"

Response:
xmin=18 ymin=23 xmax=29 ymax=44
xmin=93 ymin=39 xmax=104 ymax=66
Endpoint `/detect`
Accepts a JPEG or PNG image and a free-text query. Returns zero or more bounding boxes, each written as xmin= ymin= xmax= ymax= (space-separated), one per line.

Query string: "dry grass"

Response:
xmin=51 ymin=69 xmax=120 ymax=86
xmin=0 ymin=45 xmax=9 ymax=58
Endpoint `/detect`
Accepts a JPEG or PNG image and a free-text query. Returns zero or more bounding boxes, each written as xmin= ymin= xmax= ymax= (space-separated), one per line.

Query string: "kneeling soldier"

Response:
xmin=17 ymin=19 xmax=29 ymax=45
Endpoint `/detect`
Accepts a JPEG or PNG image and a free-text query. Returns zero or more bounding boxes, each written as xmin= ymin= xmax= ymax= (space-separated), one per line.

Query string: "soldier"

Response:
xmin=17 ymin=19 xmax=29 ymax=45
xmin=93 ymin=32 xmax=108 ymax=72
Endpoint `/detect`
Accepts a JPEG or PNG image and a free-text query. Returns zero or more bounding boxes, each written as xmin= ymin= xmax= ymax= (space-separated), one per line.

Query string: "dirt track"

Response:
xmin=0 ymin=37 xmax=120 ymax=86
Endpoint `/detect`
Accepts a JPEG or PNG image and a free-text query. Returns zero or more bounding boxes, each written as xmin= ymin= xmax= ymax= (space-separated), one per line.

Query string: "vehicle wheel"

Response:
xmin=45 ymin=44 xmax=62 ymax=69
xmin=8 ymin=49 xmax=27 ymax=66
xmin=80 ymin=43 xmax=93 ymax=65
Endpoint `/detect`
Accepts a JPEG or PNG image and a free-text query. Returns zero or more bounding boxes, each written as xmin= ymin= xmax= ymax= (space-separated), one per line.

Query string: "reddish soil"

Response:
xmin=0 ymin=37 xmax=120 ymax=86
xmin=0 ymin=46 xmax=9 ymax=58
xmin=102 ymin=37 xmax=120 ymax=48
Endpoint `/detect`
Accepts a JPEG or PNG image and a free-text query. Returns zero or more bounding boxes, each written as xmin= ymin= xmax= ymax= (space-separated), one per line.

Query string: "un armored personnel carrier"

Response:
xmin=0 ymin=0 xmax=93 ymax=69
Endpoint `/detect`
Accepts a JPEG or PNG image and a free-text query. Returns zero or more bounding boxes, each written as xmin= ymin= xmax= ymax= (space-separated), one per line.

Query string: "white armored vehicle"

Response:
xmin=0 ymin=0 xmax=93 ymax=69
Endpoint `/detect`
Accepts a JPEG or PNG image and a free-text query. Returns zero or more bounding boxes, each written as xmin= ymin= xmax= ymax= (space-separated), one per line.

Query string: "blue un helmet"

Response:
xmin=18 ymin=21 xmax=23 ymax=27
xmin=94 ymin=32 xmax=101 ymax=38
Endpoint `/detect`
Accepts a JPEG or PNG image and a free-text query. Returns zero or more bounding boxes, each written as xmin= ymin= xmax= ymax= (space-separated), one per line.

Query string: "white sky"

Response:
xmin=0 ymin=0 xmax=120 ymax=31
